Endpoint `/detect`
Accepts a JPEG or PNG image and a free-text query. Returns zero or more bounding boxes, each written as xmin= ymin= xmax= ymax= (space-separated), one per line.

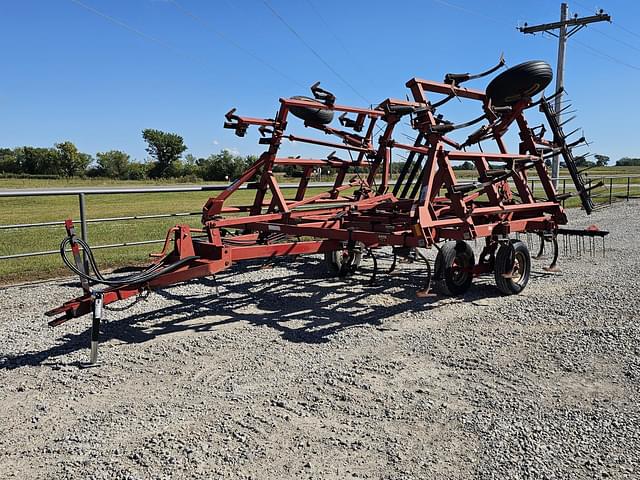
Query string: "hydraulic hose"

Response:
xmin=60 ymin=236 xmax=199 ymax=287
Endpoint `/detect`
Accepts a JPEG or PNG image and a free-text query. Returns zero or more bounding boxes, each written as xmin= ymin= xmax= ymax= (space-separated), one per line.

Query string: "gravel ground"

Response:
xmin=0 ymin=201 xmax=639 ymax=480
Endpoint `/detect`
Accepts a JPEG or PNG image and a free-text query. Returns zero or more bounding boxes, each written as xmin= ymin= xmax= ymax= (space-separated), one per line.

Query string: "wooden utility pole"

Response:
xmin=519 ymin=4 xmax=610 ymax=187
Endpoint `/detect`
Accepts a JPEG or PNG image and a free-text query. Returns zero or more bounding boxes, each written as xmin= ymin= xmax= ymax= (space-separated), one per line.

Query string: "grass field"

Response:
xmin=1 ymin=167 xmax=639 ymax=284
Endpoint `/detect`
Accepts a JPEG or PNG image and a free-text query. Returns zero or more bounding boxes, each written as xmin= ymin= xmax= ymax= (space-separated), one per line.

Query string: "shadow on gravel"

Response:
xmin=3 ymin=254 xmax=504 ymax=369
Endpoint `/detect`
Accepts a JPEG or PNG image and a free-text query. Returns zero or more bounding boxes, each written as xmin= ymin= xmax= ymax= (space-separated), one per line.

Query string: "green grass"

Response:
xmin=1 ymin=166 xmax=639 ymax=284
xmin=0 ymin=183 xmax=323 ymax=284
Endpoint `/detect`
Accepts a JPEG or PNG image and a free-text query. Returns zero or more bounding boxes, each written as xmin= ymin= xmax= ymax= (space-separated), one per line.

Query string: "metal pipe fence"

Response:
xmin=0 ymin=182 xmax=337 ymax=261
xmin=1 ymin=177 xmax=639 ymax=262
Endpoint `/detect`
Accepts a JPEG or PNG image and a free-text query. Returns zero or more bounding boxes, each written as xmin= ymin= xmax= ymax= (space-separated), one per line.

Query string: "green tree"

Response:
xmin=142 ymin=129 xmax=187 ymax=178
xmin=197 ymin=151 xmax=255 ymax=181
xmin=55 ymin=141 xmax=91 ymax=176
xmin=453 ymin=161 xmax=474 ymax=170
xmin=14 ymin=146 xmax=60 ymax=175
xmin=127 ymin=161 xmax=151 ymax=180
xmin=573 ymin=155 xmax=595 ymax=168
xmin=0 ymin=148 xmax=18 ymax=173
xmin=616 ymin=157 xmax=640 ymax=167
xmin=594 ymin=154 xmax=610 ymax=167
xmin=390 ymin=161 xmax=406 ymax=174
xmin=96 ymin=150 xmax=131 ymax=178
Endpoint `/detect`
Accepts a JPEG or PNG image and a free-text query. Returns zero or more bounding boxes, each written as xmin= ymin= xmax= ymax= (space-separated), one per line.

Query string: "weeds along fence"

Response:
xmin=1 ymin=176 xmax=639 ymax=262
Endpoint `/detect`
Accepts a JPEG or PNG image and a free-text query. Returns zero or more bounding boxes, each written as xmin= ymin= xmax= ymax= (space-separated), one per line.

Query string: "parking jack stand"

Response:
xmin=89 ymin=292 xmax=103 ymax=366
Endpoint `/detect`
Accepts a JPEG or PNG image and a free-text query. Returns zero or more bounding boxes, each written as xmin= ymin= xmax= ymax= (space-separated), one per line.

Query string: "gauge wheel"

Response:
xmin=435 ymin=241 xmax=475 ymax=296
xmin=494 ymin=240 xmax=531 ymax=294
xmin=325 ymin=246 xmax=362 ymax=276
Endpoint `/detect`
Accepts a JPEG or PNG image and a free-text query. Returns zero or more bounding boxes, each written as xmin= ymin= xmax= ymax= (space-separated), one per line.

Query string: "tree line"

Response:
xmin=0 ymin=129 xmax=258 ymax=181
xmin=0 ymin=128 xmax=628 ymax=182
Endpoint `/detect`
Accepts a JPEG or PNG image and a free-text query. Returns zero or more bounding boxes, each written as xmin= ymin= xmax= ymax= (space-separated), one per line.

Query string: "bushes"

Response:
xmin=0 ymin=173 xmax=61 ymax=180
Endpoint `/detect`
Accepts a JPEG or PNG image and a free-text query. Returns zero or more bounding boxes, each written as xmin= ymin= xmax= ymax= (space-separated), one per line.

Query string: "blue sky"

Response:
xmin=1 ymin=0 xmax=639 ymax=163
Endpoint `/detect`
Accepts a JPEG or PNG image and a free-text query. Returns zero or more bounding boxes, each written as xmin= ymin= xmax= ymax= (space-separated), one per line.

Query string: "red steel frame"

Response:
xmin=47 ymin=75 xmax=568 ymax=324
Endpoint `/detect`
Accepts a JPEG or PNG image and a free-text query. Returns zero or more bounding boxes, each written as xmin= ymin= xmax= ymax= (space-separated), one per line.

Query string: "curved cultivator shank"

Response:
xmin=46 ymin=58 xmax=608 ymax=364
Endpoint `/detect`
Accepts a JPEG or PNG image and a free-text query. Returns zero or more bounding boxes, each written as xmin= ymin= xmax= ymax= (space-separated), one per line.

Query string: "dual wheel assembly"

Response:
xmin=434 ymin=239 xmax=531 ymax=296
xmin=324 ymin=239 xmax=532 ymax=296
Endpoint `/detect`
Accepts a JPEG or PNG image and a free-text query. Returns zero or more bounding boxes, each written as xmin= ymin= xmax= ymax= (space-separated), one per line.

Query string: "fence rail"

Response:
xmin=1 ymin=177 xmax=638 ymax=262
xmin=0 ymin=183 xmax=336 ymax=261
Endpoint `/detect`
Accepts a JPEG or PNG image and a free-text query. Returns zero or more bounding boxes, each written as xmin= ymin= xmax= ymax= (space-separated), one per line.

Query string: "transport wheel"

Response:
xmin=288 ymin=95 xmax=334 ymax=124
xmin=435 ymin=241 xmax=475 ymax=296
xmin=494 ymin=240 xmax=531 ymax=295
xmin=485 ymin=60 xmax=553 ymax=107
xmin=325 ymin=246 xmax=362 ymax=276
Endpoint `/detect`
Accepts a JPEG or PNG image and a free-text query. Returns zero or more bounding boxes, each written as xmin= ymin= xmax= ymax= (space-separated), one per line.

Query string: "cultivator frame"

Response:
xmin=46 ymin=59 xmax=607 ymax=364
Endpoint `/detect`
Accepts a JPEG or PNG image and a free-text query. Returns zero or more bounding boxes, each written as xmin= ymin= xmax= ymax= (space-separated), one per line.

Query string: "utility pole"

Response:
xmin=519 ymin=4 xmax=611 ymax=188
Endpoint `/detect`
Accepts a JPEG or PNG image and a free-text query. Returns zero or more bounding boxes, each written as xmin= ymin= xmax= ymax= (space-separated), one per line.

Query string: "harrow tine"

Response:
xmin=541 ymin=235 xmax=560 ymax=271
xmin=415 ymin=252 xmax=435 ymax=298
xmin=564 ymin=127 xmax=582 ymax=139
xmin=559 ymin=115 xmax=577 ymax=127
xmin=556 ymin=104 xmax=574 ymax=115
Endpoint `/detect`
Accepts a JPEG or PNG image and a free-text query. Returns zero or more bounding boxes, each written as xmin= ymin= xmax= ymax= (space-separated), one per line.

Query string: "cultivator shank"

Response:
xmin=46 ymin=58 xmax=609 ymax=364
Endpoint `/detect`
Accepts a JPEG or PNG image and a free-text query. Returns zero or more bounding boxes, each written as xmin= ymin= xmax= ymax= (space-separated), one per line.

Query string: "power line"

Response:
xmin=304 ymin=0 xmax=368 ymax=73
xmin=570 ymin=36 xmax=640 ymax=70
xmin=260 ymin=0 xmax=370 ymax=104
xmin=167 ymin=0 xmax=305 ymax=88
xmin=433 ymin=0 xmax=640 ymax=72
xmin=68 ymin=0 xmax=200 ymax=63
xmin=430 ymin=0 xmax=504 ymax=26
xmin=612 ymin=21 xmax=640 ymax=41
xmin=536 ymin=28 xmax=640 ymax=71
xmin=570 ymin=0 xmax=640 ymax=43
xmin=589 ymin=26 xmax=640 ymax=54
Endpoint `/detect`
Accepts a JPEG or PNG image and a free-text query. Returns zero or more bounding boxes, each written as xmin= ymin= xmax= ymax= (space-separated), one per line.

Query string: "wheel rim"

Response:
xmin=450 ymin=254 xmax=471 ymax=286
xmin=511 ymin=251 xmax=526 ymax=284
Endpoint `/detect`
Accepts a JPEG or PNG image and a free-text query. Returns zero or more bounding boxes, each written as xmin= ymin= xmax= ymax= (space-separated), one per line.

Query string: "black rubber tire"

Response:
xmin=288 ymin=95 xmax=334 ymax=125
xmin=435 ymin=241 xmax=475 ymax=296
xmin=486 ymin=60 xmax=553 ymax=107
xmin=325 ymin=246 xmax=362 ymax=276
xmin=494 ymin=240 xmax=531 ymax=295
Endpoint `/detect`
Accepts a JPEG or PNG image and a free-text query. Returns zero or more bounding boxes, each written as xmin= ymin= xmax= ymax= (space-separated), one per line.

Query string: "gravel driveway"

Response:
xmin=1 ymin=201 xmax=638 ymax=479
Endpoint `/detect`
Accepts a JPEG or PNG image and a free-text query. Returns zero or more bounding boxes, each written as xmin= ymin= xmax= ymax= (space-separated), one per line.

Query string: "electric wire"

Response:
xmin=167 ymin=0 xmax=305 ymax=88
xmin=430 ymin=0 xmax=503 ymax=26
xmin=569 ymin=36 xmax=640 ymax=71
xmin=612 ymin=21 xmax=640 ymax=41
xmin=431 ymin=0 xmax=640 ymax=72
xmin=572 ymin=0 xmax=640 ymax=40
xmin=260 ymin=0 xmax=370 ymax=104
xmin=589 ymin=27 xmax=640 ymax=54
xmin=304 ymin=0 xmax=369 ymax=76
xmin=68 ymin=0 xmax=202 ymax=64
xmin=69 ymin=0 xmax=305 ymax=88
xmin=570 ymin=0 xmax=640 ymax=51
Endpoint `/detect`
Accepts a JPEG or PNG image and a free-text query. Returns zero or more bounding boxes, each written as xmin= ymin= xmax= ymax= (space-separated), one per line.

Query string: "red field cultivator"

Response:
xmin=47 ymin=59 xmax=607 ymax=364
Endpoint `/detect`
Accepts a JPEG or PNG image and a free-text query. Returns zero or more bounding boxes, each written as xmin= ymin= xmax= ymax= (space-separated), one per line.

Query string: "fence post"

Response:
xmin=78 ymin=193 xmax=89 ymax=271
xmin=609 ymin=178 xmax=613 ymax=204
xmin=628 ymin=176 xmax=631 ymax=201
